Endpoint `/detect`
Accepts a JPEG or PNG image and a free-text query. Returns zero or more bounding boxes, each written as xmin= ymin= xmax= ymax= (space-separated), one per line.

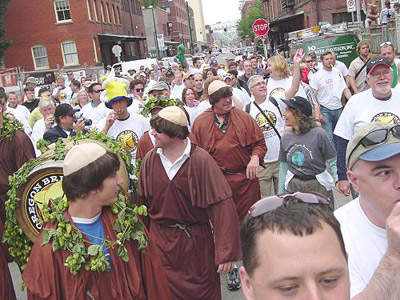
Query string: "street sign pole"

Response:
xmin=261 ymin=38 xmax=268 ymax=60
xmin=252 ymin=19 xmax=270 ymax=59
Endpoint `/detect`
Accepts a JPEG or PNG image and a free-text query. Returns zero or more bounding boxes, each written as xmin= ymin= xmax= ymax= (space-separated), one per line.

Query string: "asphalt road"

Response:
xmin=9 ymin=189 xmax=351 ymax=300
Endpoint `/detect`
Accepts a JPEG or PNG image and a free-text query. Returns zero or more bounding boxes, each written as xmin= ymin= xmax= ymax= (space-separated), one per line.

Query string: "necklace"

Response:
xmin=0 ymin=115 xmax=23 ymax=141
xmin=41 ymin=193 xmax=148 ymax=275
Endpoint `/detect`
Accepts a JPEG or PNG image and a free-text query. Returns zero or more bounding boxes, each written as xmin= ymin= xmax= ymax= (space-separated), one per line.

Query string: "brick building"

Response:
xmin=3 ymin=0 xmax=147 ymax=71
xmin=260 ymin=0 xmax=352 ymax=51
xmin=158 ymin=0 xmax=191 ymax=48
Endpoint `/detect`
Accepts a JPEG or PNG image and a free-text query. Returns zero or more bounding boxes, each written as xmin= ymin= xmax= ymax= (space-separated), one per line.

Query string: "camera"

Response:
xmin=83 ymin=118 xmax=92 ymax=126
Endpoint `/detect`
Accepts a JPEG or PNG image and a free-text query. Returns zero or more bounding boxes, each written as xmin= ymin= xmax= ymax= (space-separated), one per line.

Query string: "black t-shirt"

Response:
xmin=22 ymin=98 xmax=39 ymax=112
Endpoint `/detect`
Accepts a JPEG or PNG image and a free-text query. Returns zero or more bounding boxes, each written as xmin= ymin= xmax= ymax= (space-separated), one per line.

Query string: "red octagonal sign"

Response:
xmin=252 ymin=19 xmax=269 ymax=36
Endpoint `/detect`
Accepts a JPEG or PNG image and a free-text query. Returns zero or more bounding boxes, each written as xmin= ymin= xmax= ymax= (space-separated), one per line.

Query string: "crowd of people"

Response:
xmin=1 ymin=41 xmax=400 ymax=299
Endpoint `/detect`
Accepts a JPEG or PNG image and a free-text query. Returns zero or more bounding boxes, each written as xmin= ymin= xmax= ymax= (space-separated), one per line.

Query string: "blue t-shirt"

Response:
xmin=74 ymin=214 xmax=111 ymax=268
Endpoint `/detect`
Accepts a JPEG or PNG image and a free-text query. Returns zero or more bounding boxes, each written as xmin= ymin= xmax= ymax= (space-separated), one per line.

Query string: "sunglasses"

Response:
xmin=248 ymin=192 xmax=331 ymax=218
xmin=347 ymin=125 xmax=400 ymax=165
xmin=92 ymin=89 xmax=104 ymax=94
xmin=305 ymin=60 xmax=312 ymax=63
xmin=380 ymin=41 xmax=393 ymax=47
xmin=135 ymin=88 xmax=144 ymax=92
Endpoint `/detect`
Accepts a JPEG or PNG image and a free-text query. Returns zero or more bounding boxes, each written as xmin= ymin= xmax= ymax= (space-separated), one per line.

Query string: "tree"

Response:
xmin=141 ymin=0 xmax=158 ymax=8
xmin=0 ymin=0 xmax=12 ymax=63
xmin=237 ymin=0 xmax=265 ymax=40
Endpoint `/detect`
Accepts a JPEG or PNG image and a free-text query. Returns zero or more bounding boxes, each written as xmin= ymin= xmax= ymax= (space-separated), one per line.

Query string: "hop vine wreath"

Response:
xmin=140 ymin=95 xmax=181 ymax=118
xmin=0 ymin=115 xmax=23 ymax=141
xmin=3 ymin=130 xmax=140 ymax=272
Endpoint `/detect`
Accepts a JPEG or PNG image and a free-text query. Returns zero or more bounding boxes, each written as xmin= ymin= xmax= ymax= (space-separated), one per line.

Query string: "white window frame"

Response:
xmin=31 ymin=45 xmax=49 ymax=70
xmin=100 ymin=1 xmax=105 ymax=22
xmin=86 ymin=0 xmax=92 ymax=20
xmin=93 ymin=38 xmax=99 ymax=63
xmin=54 ymin=0 xmax=72 ymax=23
xmin=93 ymin=0 xmax=99 ymax=21
xmin=61 ymin=41 xmax=79 ymax=66
xmin=105 ymin=3 xmax=111 ymax=23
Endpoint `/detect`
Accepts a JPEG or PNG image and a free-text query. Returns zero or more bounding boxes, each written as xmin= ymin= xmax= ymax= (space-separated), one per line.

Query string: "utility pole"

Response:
xmin=186 ymin=1 xmax=194 ymax=54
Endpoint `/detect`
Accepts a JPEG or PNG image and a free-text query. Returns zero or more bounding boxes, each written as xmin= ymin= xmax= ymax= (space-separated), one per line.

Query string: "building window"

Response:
xmin=86 ymin=0 xmax=92 ymax=20
xmin=100 ymin=1 xmax=105 ymax=22
xmin=61 ymin=41 xmax=79 ymax=66
xmin=105 ymin=3 xmax=111 ymax=23
xmin=112 ymin=5 xmax=116 ymax=24
xmin=54 ymin=0 xmax=71 ymax=22
xmin=93 ymin=38 xmax=99 ymax=62
xmin=93 ymin=0 xmax=99 ymax=21
xmin=31 ymin=45 xmax=49 ymax=69
xmin=117 ymin=6 xmax=121 ymax=23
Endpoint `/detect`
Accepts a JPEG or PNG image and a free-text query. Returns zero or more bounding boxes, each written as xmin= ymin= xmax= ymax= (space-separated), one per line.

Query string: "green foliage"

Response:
xmin=140 ymin=95 xmax=181 ymax=118
xmin=0 ymin=0 xmax=12 ymax=61
xmin=141 ymin=0 xmax=158 ymax=9
xmin=237 ymin=0 xmax=265 ymax=40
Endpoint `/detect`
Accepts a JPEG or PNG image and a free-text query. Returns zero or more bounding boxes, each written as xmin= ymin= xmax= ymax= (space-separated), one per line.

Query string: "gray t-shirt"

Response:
xmin=279 ymin=127 xmax=336 ymax=176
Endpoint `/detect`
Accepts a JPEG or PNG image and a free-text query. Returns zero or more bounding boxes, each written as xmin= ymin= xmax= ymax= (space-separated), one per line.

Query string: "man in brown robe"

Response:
xmin=0 ymin=219 xmax=16 ymax=300
xmin=137 ymin=106 xmax=241 ymax=300
xmin=23 ymin=143 xmax=171 ymax=300
xmin=192 ymin=80 xmax=267 ymax=222
xmin=0 ymin=94 xmax=36 ymax=223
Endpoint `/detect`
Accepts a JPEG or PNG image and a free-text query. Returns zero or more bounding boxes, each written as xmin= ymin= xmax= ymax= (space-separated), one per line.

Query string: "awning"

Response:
xmin=98 ymin=33 xmax=146 ymax=42
xmin=269 ymin=11 xmax=304 ymax=26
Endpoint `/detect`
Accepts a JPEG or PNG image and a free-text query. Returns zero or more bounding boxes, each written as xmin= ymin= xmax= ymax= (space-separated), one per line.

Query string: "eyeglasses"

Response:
xmin=369 ymin=69 xmax=391 ymax=78
xmin=92 ymin=89 xmax=104 ymax=94
xmin=250 ymin=81 xmax=266 ymax=89
xmin=380 ymin=41 xmax=393 ymax=47
xmin=248 ymin=192 xmax=331 ymax=218
xmin=135 ymin=88 xmax=145 ymax=92
xmin=347 ymin=125 xmax=400 ymax=165
xmin=305 ymin=60 xmax=312 ymax=63
xmin=67 ymin=73 xmax=73 ymax=76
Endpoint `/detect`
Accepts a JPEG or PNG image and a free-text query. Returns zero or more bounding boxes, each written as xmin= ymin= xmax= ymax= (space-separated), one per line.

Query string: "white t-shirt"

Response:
xmin=247 ymin=98 xmax=285 ymax=163
xmin=31 ymin=118 xmax=47 ymax=143
xmin=310 ymin=68 xmax=347 ymax=110
xmin=8 ymin=104 xmax=30 ymax=120
xmin=80 ymin=101 xmax=111 ymax=128
xmin=233 ymin=87 xmax=252 ymax=107
xmin=266 ymin=76 xmax=307 ymax=102
xmin=96 ymin=112 xmax=150 ymax=161
xmin=127 ymin=99 xmax=145 ymax=115
xmin=335 ymin=61 xmax=350 ymax=78
xmin=334 ymin=197 xmax=387 ymax=298
xmin=334 ymin=88 xmax=400 ymax=140
xmin=5 ymin=107 xmax=32 ymax=135
xmin=171 ymin=83 xmax=185 ymax=100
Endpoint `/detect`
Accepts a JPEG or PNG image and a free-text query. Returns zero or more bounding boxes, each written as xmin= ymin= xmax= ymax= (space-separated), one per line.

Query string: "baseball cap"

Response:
xmin=166 ymin=70 xmax=174 ymax=77
xmin=55 ymin=103 xmax=80 ymax=118
xmin=149 ymin=81 xmax=170 ymax=93
xmin=183 ymin=73 xmax=194 ymax=81
xmin=63 ymin=143 xmax=106 ymax=176
xmin=281 ymin=96 xmax=312 ymax=117
xmin=346 ymin=122 xmax=400 ymax=169
xmin=223 ymin=74 xmax=232 ymax=81
xmin=25 ymin=77 xmax=37 ymax=84
xmin=210 ymin=59 xmax=218 ymax=66
xmin=366 ymin=56 xmax=391 ymax=74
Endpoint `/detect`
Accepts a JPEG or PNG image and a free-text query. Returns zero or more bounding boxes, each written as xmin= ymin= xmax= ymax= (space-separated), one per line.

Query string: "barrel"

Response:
xmin=16 ymin=139 xmax=129 ymax=242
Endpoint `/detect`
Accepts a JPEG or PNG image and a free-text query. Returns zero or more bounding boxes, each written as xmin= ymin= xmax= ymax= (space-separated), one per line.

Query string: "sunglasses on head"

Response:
xmin=135 ymin=88 xmax=145 ymax=92
xmin=248 ymin=192 xmax=331 ymax=218
xmin=348 ymin=125 xmax=400 ymax=165
xmin=380 ymin=41 xmax=393 ymax=47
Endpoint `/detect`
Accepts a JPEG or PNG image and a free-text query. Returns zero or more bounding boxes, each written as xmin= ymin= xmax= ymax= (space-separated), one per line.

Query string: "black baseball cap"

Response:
xmin=366 ymin=56 xmax=391 ymax=74
xmin=281 ymin=96 xmax=312 ymax=116
xmin=55 ymin=103 xmax=79 ymax=118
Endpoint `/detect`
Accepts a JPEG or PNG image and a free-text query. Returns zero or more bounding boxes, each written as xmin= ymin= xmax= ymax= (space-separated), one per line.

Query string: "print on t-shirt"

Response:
xmin=287 ymin=144 xmax=313 ymax=173
xmin=117 ymin=130 xmax=139 ymax=151
xmin=255 ymin=110 xmax=277 ymax=138
xmin=269 ymin=87 xmax=285 ymax=98
xmin=371 ymin=112 xmax=400 ymax=125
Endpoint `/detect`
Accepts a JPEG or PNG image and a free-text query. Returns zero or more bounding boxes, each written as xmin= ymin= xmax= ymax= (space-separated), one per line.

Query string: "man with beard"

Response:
xmin=97 ymin=78 xmax=149 ymax=163
xmin=334 ymin=56 xmax=400 ymax=197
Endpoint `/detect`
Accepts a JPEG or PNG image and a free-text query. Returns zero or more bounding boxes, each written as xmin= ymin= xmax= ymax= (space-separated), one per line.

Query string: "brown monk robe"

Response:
xmin=0 ymin=130 xmax=35 ymax=223
xmin=0 ymin=219 xmax=16 ymax=300
xmin=23 ymin=207 xmax=172 ymax=300
xmin=137 ymin=144 xmax=241 ymax=300
xmin=192 ymin=107 xmax=267 ymax=221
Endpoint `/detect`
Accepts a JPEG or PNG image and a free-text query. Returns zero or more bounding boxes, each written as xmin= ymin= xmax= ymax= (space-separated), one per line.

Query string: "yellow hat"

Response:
xmin=208 ymin=80 xmax=229 ymax=96
xmin=158 ymin=106 xmax=188 ymax=127
xmin=103 ymin=77 xmax=132 ymax=109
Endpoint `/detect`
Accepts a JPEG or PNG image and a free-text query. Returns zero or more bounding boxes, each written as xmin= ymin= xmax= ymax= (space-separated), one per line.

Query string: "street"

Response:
xmin=9 ymin=190 xmax=351 ymax=300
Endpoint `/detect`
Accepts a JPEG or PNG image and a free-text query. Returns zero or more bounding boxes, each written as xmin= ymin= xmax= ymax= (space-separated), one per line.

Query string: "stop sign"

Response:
xmin=252 ymin=19 xmax=269 ymax=36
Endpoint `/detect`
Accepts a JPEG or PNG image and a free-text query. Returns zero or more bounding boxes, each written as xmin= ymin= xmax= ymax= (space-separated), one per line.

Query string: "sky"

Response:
xmin=202 ymin=0 xmax=241 ymax=25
